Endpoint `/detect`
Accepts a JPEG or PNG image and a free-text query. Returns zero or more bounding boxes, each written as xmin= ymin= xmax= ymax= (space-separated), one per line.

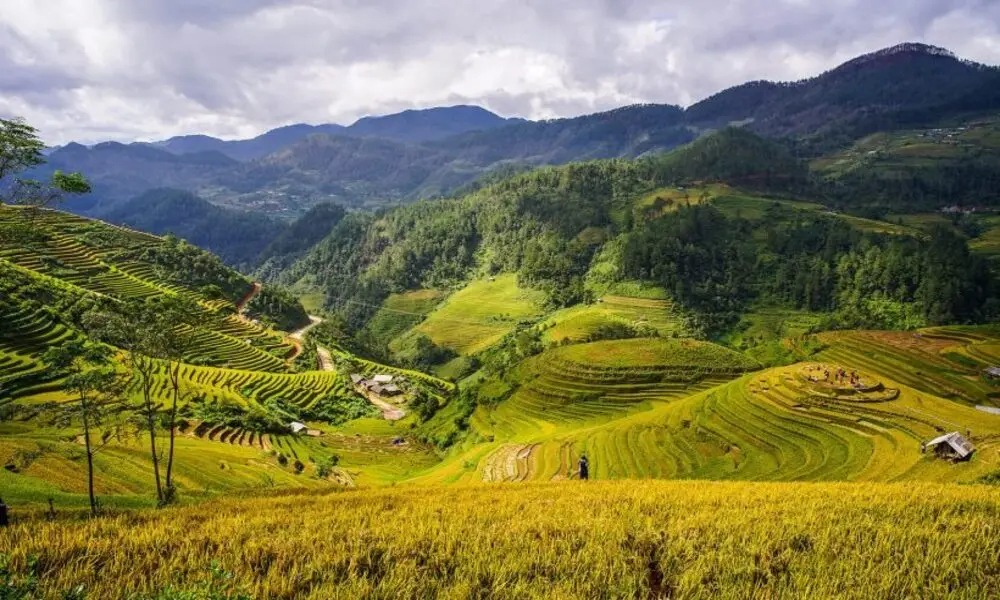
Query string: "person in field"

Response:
xmin=578 ymin=455 xmax=590 ymax=480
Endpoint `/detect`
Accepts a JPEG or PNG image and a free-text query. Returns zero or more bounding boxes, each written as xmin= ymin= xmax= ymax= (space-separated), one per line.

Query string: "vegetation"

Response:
xmin=101 ymin=188 xmax=284 ymax=269
xmin=5 ymin=480 xmax=1000 ymax=599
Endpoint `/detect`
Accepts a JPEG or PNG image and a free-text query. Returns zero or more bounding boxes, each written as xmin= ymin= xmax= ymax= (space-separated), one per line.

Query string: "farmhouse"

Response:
xmin=924 ymin=432 xmax=975 ymax=461
xmin=289 ymin=421 xmax=308 ymax=434
xmin=352 ymin=373 xmax=405 ymax=397
xmin=983 ymin=366 xmax=1000 ymax=379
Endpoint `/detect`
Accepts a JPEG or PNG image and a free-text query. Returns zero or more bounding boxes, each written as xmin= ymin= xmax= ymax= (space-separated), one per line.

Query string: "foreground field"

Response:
xmin=4 ymin=480 xmax=1000 ymax=599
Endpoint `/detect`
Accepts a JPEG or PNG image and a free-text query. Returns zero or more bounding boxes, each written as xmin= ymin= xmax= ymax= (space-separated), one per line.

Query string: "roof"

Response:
xmin=984 ymin=367 xmax=1000 ymax=377
xmin=289 ymin=421 xmax=308 ymax=433
xmin=926 ymin=432 xmax=975 ymax=458
xmin=372 ymin=374 xmax=394 ymax=383
xmin=350 ymin=374 xmax=364 ymax=384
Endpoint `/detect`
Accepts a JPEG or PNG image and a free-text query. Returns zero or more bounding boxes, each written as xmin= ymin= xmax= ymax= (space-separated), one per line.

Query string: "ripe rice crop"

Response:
xmin=3 ymin=480 xmax=1000 ymax=599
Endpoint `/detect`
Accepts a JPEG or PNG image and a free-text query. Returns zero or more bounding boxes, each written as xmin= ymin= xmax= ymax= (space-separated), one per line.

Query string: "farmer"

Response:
xmin=0 ymin=497 xmax=8 ymax=528
xmin=578 ymin=455 xmax=590 ymax=481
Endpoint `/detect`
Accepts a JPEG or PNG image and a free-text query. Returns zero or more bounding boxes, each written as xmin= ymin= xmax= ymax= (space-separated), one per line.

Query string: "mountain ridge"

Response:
xmin=37 ymin=42 xmax=1000 ymax=217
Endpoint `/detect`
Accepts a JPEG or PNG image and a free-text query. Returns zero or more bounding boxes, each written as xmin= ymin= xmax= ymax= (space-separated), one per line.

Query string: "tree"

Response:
xmin=0 ymin=117 xmax=91 ymax=241
xmin=84 ymin=302 xmax=170 ymax=506
xmin=42 ymin=340 xmax=126 ymax=517
xmin=154 ymin=295 xmax=213 ymax=502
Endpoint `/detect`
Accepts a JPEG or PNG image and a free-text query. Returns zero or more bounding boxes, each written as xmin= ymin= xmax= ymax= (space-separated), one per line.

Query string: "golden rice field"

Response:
xmin=3 ymin=480 xmax=1000 ymax=599
xmin=407 ymin=274 xmax=547 ymax=355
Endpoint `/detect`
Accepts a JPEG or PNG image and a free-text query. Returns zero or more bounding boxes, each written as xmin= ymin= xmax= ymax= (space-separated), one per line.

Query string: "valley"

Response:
xmin=2 ymin=39 xmax=1000 ymax=599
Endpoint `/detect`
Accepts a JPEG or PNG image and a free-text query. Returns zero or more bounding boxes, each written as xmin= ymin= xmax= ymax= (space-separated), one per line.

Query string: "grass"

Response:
xmin=366 ymin=289 xmax=445 ymax=352
xmin=5 ymin=480 xmax=1000 ymax=599
xmin=407 ymin=275 xmax=546 ymax=355
xmin=540 ymin=296 xmax=689 ymax=343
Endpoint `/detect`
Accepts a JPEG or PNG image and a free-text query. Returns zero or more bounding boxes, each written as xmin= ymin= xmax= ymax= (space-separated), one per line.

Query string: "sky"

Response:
xmin=2 ymin=0 xmax=999 ymax=145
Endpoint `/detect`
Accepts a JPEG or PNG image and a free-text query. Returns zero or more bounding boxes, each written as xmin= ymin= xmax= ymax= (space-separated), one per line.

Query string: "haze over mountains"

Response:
xmin=37 ymin=43 xmax=1000 ymax=227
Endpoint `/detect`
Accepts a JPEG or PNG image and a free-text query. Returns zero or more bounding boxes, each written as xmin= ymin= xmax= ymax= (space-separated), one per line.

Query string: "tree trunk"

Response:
xmin=165 ymin=361 xmax=180 ymax=499
xmin=81 ymin=396 xmax=97 ymax=518
xmin=142 ymin=370 xmax=163 ymax=505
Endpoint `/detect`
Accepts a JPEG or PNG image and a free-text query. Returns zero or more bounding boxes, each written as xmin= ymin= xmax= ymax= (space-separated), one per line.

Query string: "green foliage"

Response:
xmin=315 ymin=455 xmax=340 ymax=479
xmin=409 ymin=389 xmax=442 ymax=423
xmin=244 ymin=286 xmax=309 ymax=331
xmin=391 ymin=333 xmax=457 ymax=371
xmin=102 ymin=189 xmax=284 ymax=269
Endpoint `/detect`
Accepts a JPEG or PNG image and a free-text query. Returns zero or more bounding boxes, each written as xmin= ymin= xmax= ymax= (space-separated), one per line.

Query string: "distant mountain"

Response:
xmin=150 ymin=123 xmax=347 ymax=161
xmin=101 ymin=188 xmax=284 ymax=268
xmin=255 ymin=202 xmax=347 ymax=279
xmin=38 ymin=142 xmax=236 ymax=213
xmin=686 ymin=43 xmax=997 ymax=149
xmin=42 ymin=43 xmax=1000 ymax=216
xmin=149 ymin=105 xmax=520 ymax=162
xmin=347 ymin=105 xmax=523 ymax=143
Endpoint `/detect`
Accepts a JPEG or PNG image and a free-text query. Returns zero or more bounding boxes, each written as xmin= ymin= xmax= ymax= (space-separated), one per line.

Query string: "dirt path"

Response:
xmin=316 ymin=346 xmax=336 ymax=371
xmin=285 ymin=315 xmax=323 ymax=362
xmin=300 ymin=315 xmax=406 ymax=421
xmin=290 ymin=315 xmax=323 ymax=341
xmin=360 ymin=390 xmax=407 ymax=421
xmin=235 ymin=281 xmax=262 ymax=314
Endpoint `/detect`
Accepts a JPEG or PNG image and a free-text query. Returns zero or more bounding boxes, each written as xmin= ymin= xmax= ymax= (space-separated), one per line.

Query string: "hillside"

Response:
xmin=101 ymin=188 xmax=285 ymax=268
xmin=284 ymin=128 xmax=994 ymax=345
xmin=0 ymin=202 xmax=464 ymax=506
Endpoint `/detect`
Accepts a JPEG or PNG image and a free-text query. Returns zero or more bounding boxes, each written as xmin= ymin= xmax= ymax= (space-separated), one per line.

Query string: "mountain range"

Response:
xmin=36 ymin=43 xmax=1000 ymax=222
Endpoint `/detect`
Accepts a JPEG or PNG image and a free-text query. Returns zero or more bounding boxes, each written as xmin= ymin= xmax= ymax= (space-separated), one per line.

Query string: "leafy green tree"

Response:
xmin=84 ymin=303 xmax=170 ymax=506
xmin=0 ymin=117 xmax=91 ymax=240
xmin=43 ymin=340 xmax=126 ymax=517
xmin=153 ymin=295 xmax=213 ymax=502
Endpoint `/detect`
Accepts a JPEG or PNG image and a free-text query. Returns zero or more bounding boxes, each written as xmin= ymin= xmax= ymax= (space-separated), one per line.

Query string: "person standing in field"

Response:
xmin=578 ymin=455 xmax=590 ymax=480
xmin=0 ymin=497 xmax=8 ymax=527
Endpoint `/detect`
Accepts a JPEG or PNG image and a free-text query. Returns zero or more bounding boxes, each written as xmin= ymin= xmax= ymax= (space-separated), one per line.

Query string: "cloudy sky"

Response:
xmin=3 ymin=0 xmax=999 ymax=145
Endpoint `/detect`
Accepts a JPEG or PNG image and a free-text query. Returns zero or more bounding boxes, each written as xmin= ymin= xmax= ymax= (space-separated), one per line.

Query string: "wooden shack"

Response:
xmin=924 ymin=432 xmax=975 ymax=461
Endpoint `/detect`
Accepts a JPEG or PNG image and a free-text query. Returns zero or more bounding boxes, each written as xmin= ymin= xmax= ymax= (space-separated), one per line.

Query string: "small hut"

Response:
xmin=372 ymin=374 xmax=394 ymax=384
xmin=350 ymin=373 xmax=364 ymax=384
xmin=380 ymin=384 xmax=402 ymax=396
xmin=289 ymin=421 xmax=308 ymax=434
xmin=983 ymin=366 xmax=1000 ymax=380
xmin=924 ymin=432 xmax=975 ymax=461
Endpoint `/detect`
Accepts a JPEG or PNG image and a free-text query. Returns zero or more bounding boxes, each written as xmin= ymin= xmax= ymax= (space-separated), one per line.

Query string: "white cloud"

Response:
xmin=0 ymin=0 xmax=997 ymax=144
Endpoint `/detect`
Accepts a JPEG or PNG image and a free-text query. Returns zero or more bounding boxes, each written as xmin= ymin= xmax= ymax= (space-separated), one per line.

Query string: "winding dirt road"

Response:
xmin=285 ymin=315 xmax=323 ymax=362
xmin=290 ymin=314 xmax=407 ymax=421
xmin=236 ymin=281 xmax=262 ymax=314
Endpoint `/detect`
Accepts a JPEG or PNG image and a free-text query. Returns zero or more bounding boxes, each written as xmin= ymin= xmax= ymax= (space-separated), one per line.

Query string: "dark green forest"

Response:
xmin=280 ymin=128 xmax=999 ymax=350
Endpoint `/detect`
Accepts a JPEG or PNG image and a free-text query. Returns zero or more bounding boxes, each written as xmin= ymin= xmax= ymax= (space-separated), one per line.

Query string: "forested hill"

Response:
xmin=38 ymin=43 xmax=1000 ymax=218
xmin=280 ymin=128 xmax=997 ymax=347
xmin=102 ymin=189 xmax=285 ymax=269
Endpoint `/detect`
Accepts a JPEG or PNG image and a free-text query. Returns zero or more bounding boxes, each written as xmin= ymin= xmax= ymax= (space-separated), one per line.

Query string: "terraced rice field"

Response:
xmin=455 ymin=356 xmax=1000 ymax=485
xmin=540 ymin=295 xmax=689 ymax=342
xmin=407 ymin=275 xmax=546 ymax=355
xmin=815 ymin=328 xmax=1000 ymax=405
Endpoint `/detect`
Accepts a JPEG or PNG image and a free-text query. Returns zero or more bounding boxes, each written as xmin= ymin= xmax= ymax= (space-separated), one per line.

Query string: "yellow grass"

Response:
xmin=4 ymin=480 xmax=1000 ymax=599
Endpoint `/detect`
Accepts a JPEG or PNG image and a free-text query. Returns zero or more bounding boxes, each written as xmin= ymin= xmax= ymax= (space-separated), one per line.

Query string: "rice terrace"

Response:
xmin=3 ymin=14 xmax=1000 ymax=599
